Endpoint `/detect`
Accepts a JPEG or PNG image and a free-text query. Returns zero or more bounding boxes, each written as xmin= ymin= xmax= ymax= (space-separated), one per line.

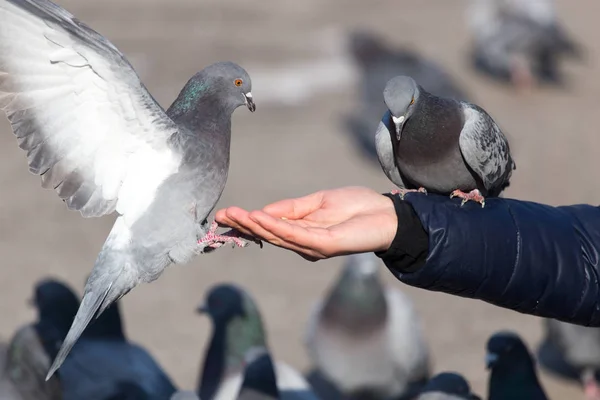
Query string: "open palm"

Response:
xmin=215 ymin=187 xmax=397 ymax=261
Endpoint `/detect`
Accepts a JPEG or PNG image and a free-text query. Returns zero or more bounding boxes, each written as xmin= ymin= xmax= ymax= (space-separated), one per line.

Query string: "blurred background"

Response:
xmin=0 ymin=0 xmax=599 ymax=398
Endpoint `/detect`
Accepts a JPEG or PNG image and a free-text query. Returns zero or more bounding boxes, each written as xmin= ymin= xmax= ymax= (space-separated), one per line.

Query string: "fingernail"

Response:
xmin=281 ymin=217 xmax=288 ymax=220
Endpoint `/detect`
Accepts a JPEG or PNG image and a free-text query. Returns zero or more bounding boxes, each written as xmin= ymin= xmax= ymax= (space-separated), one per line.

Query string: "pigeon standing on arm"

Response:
xmin=0 ymin=0 xmax=257 ymax=379
xmin=375 ymin=76 xmax=515 ymax=207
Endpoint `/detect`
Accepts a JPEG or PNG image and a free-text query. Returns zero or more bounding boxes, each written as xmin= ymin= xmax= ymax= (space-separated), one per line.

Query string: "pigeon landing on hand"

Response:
xmin=537 ymin=318 xmax=600 ymax=400
xmin=486 ymin=331 xmax=548 ymax=400
xmin=196 ymin=284 xmax=318 ymax=400
xmin=0 ymin=0 xmax=257 ymax=378
xmin=417 ymin=373 xmax=481 ymax=400
xmin=343 ymin=30 xmax=468 ymax=162
xmin=467 ymin=0 xmax=583 ymax=89
xmin=32 ymin=278 xmax=177 ymax=400
xmin=305 ymin=253 xmax=430 ymax=400
xmin=375 ymin=76 xmax=515 ymax=207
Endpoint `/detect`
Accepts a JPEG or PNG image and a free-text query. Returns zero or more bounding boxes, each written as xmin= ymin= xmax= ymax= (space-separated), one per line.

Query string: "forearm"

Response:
xmin=377 ymin=193 xmax=600 ymax=327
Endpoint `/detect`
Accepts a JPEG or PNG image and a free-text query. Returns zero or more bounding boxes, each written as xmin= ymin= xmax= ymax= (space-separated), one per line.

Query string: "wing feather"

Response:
xmin=0 ymin=0 xmax=181 ymax=223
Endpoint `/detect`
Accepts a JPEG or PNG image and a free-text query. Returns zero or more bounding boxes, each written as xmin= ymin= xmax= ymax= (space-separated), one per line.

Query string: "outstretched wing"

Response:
xmin=459 ymin=103 xmax=515 ymax=194
xmin=0 ymin=0 xmax=181 ymax=224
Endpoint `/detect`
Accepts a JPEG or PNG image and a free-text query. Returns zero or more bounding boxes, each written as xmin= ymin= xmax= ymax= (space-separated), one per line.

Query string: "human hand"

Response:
xmin=215 ymin=186 xmax=397 ymax=261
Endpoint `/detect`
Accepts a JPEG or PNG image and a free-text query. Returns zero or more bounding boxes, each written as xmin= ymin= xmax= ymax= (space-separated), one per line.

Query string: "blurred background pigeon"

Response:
xmin=304 ymin=253 xmax=430 ymax=400
xmin=197 ymin=284 xmax=317 ymax=400
xmin=0 ymin=323 xmax=62 ymax=400
xmin=32 ymin=278 xmax=177 ymax=400
xmin=486 ymin=331 xmax=548 ymax=400
xmin=466 ymin=0 xmax=583 ymax=89
xmin=537 ymin=318 xmax=600 ymax=400
xmin=343 ymin=30 xmax=468 ymax=162
xmin=236 ymin=347 xmax=281 ymax=400
xmin=417 ymin=372 xmax=481 ymax=400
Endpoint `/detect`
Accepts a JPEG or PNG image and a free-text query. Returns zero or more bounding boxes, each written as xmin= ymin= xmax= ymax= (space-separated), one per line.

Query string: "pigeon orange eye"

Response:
xmin=234 ymin=79 xmax=243 ymax=87
xmin=410 ymin=98 xmax=415 ymax=105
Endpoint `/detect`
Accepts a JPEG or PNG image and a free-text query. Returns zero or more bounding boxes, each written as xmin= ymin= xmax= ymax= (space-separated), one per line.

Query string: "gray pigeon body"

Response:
xmin=344 ymin=30 xmax=468 ymax=162
xmin=0 ymin=325 xmax=62 ymax=400
xmin=417 ymin=373 xmax=481 ymax=400
xmin=375 ymin=76 xmax=514 ymax=197
xmin=197 ymin=284 xmax=318 ymax=400
xmin=305 ymin=253 xmax=430 ymax=400
xmin=171 ymin=391 xmax=202 ymax=400
xmin=0 ymin=0 xmax=255 ymax=378
xmin=467 ymin=0 xmax=583 ymax=86
xmin=537 ymin=318 xmax=600 ymax=395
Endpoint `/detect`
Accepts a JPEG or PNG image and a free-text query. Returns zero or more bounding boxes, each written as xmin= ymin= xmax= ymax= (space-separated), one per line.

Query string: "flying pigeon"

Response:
xmin=32 ymin=278 xmax=178 ymax=399
xmin=344 ymin=30 xmax=468 ymax=162
xmin=417 ymin=372 xmax=482 ymax=400
xmin=486 ymin=331 xmax=548 ymax=400
xmin=197 ymin=284 xmax=318 ymax=400
xmin=537 ymin=318 xmax=600 ymax=400
xmin=467 ymin=0 xmax=583 ymax=89
xmin=375 ymin=75 xmax=515 ymax=206
xmin=0 ymin=0 xmax=257 ymax=378
xmin=305 ymin=253 xmax=430 ymax=400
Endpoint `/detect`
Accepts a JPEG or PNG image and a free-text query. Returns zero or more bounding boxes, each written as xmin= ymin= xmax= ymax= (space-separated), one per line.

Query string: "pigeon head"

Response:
xmin=486 ymin=331 xmax=547 ymax=400
xmin=321 ymin=254 xmax=388 ymax=333
xmin=239 ymin=347 xmax=281 ymax=398
xmin=31 ymin=278 xmax=80 ymax=357
xmin=419 ymin=372 xmax=481 ymax=399
xmin=383 ymin=76 xmax=420 ymax=139
xmin=348 ymin=30 xmax=390 ymax=66
xmin=169 ymin=61 xmax=254 ymax=123
xmin=198 ymin=283 xmax=247 ymax=322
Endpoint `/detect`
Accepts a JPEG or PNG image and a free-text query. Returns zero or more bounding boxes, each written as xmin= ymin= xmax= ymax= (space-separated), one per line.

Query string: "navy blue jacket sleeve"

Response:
xmin=376 ymin=193 xmax=600 ymax=327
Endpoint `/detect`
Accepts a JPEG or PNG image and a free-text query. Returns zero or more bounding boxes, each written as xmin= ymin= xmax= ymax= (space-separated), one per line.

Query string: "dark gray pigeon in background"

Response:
xmin=197 ymin=284 xmax=318 ymax=400
xmin=171 ymin=391 xmax=202 ymax=400
xmin=376 ymin=76 xmax=515 ymax=206
xmin=417 ymin=372 xmax=482 ymax=400
xmin=236 ymin=347 xmax=281 ymax=400
xmin=0 ymin=0 xmax=257 ymax=378
xmin=32 ymin=278 xmax=177 ymax=400
xmin=537 ymin=318 xmax=600 ymax=400
xmin=305 ymin=253 xmax=430 ymax=400
xmin=467 ymin=0 xmax=583 ymax=89
xmin=343 ymin=30 xmax=468 ymax=162
xmin=486 ymin=331 xmax=548 ymax=400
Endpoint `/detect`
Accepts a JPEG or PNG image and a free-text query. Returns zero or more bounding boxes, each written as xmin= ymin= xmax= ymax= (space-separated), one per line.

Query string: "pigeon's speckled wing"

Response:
xmin=458 ymin=103 xmax=515 ymax=194
xmin=0 ymin=0 xmax=181 ymax=223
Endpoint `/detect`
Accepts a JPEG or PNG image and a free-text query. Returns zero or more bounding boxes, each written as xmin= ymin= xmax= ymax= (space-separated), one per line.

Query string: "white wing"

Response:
xmin=0 ymin=0 xmax=181 ymax=224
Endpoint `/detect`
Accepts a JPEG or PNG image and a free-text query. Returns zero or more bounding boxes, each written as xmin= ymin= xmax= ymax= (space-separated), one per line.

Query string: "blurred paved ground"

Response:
xmin=1 ymin=0 xmax=599 ymax=397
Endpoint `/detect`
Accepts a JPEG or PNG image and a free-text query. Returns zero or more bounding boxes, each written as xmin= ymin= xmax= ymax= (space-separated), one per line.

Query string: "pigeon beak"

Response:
xmin=485 ymin=352 xmax=499 ymax=369
xmin=392 ymin=115 xmax=405 ymax=140
xmin=244 ymin=92 xmax=256 ymax=112
xmin=196 ymin=304 xmax=209 ymax=314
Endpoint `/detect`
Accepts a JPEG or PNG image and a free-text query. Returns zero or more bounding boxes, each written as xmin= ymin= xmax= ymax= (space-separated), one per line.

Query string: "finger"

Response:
xmin=249 ymin=211 xmax=333 ymax=255
xmin=261 ymin=191 xmax=324 ymax=220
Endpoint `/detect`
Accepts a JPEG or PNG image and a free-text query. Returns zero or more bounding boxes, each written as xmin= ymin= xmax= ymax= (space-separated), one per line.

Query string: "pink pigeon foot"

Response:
xmin=390 ymin=187 xmax=427 ymax=199
xmin=450 ymin=189 xmax=486 ymax=207
xmin=582 ymin=370 xmax=600 ymax=400
xmin=198 ymin=222 xmax=262 ymax=250
xmin=510 ymin=57 xmax=534 ymax=93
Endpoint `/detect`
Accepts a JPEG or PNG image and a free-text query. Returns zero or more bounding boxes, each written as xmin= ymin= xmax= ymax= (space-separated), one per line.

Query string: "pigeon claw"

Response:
xmin=390 ymin=187 xmax=427 ymax=200
xmin=198 ymin=221 xmax=263 ymax=250
xmin=450 ymin=189 xmax=486 ymax=208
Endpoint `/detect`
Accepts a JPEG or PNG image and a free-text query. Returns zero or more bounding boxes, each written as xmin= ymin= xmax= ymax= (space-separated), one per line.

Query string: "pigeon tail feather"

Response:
xmin=45 ymin=261 xmax=133 ymax=380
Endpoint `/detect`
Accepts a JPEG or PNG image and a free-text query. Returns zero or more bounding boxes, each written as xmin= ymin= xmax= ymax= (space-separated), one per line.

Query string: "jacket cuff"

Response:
xmin=375 ymin=193 xmax=429 ymax=273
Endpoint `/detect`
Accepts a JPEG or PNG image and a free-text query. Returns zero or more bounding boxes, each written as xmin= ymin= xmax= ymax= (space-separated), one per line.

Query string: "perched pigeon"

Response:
xmin=375 ymin=76 xmax=515 ymax=206
xmin=537 ymin=318 xmax=600 ymax=400
xmin=305 ymin=253 xmax=430 ymax=400
xmin=486 ymin=331 xmax=548 ymax=400
xmin=0 ymin=325 xmax=62 ymax=400
xmin=32 ymin=278 xmax=177 ymax=399
xmin=467 ymin=0 xmax=583 ymax=89
xmin=236 ymin=347 xmax=281 ymax=400
xmin=0 ymin=0 xmax=257 ymax=377
xmin=417 ymin=372 xmax=481 ymax=400
xmin=197 ymin=284 xmax=318 ymax=400
xmin=344 ymin=30 xmax=468 ymax=161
